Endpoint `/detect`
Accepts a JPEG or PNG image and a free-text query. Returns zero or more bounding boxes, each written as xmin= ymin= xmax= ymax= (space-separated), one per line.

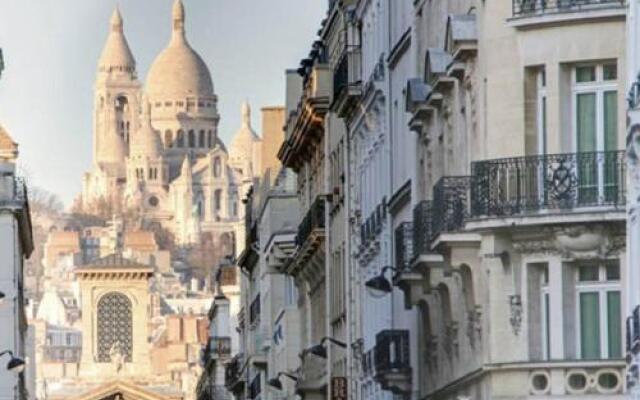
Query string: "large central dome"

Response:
xmin=146 ymin=0 xmax=214 ymax=99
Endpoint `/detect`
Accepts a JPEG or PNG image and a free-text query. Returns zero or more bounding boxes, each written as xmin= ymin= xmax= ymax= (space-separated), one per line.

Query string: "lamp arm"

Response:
xmin=321 ymin=337 xmax=347 ymax=348
xmin=279 ymin=372 xmax=299 ymax=381
xmin=0 ymin=350 xmax=13 ymax=358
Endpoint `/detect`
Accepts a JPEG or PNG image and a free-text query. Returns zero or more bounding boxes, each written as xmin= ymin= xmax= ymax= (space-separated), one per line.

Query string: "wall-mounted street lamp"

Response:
xmin=267 ymin=372 xmax=298 ymax=390
xmin=0 ymin=291 xmax=5 ymax=305
xmin=364 ymin=266 xmax=397 ymax=298
xmin=0 ymin=351 xmax=25 ymax=373
xmin=305 ymin=337 xmax=347 ymax=359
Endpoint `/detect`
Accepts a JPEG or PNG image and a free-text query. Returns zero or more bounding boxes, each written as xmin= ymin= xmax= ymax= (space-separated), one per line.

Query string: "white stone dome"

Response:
xmin=98 ymin=8 xmax=135 ymax=73
xmin=146 ymin=0 xmax=214 ymax=99
xmin=131 ymin=102 xmax=163 ymax=159
xmin=229 ymin=102 xmax=260 ymax=157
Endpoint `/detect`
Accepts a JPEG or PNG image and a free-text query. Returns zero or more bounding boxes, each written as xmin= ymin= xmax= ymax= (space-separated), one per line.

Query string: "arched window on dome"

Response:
xmin=97 ymin=292 xmax=132 ymax=363
xmin=165 ymin=130 xmax=173 ymax=148
xmin=208 ymin=130 xmax=213 ymax=148
xmin=177 ymin=130 xmax=185 ymax=148
xmin=214 ymin=157 xmax=222 ymax=178
xmin=188 ymin=130 xmax=196 ymax=147
xmin=199 ymin=130 xmax=205 ymax=148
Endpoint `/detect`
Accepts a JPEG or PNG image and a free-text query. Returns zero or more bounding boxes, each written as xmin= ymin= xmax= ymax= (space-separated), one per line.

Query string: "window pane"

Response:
xmin=578 ymin=265 xmax=599 ymax=281
xmin=604 ymin=91 xmax=618 ymax=151
xmin=576 ymin=66 xmax=596 ymax=83
xmin=580 ymin=292 xmax=601 ymax=359
xmin=607 ymin=291 xmax=621 ymax=358
xmin=545 ymin=293 xmax=550 ymax=359
xmin=606 ymin=262 xmax=620 ymax=281
xmin=577 ymin=93 xmax=597 ymax=152
xmin=603 ymin=63 xmax=617 ymax=81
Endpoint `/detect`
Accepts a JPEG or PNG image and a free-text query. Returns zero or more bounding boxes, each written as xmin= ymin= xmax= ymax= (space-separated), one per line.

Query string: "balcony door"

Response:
xmin=572 ymin=62 xmax=618 ymax=205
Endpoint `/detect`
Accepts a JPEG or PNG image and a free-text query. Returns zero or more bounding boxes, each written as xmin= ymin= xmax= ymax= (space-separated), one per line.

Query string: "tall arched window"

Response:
xmin=188 ymin=130 xmax=196 ymax=147
xmin=177 ymin=130 xmax=185 ymax=147
xmin=208 ymin=130 xmax=213 ymax=148
xmin=97 ymin=292 xmax=132 ymax=363
xmin=199 ymin=130 xmax=205 ymax=148
xmin=165 ymin=130 xmax=173 ymax=148
xmin=214 ymin=189 xmax=222 ymax=211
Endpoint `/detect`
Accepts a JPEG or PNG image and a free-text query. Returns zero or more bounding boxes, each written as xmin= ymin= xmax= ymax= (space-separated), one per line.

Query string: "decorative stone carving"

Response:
xmin=509 ymin=295 xmax=523 ymax=336
xmin=443 ymin=322 xmax=459 ymax=356
xmin=466 ymin=305 xmax=482 ymax=346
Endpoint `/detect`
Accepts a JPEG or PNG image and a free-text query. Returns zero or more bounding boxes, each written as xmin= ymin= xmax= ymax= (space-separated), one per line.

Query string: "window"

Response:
xmin=214 ymin=189 xmax=222 ymax=211
xmin=208 ymin=130 xmax=213 ymax=148
xmin=537 ymin=68 xmax=547 ymax=155
xmin=575 ymin=262 xmax=621 ymax=359
xmin=572 ymin=62 xmax=619 ymax=203
xmin=214 ymin=157 xmax=221 ymax=177
xmin=97 ymin=292 xmax=132 ymax=362
xmin=199 ymin=130 xmax=205 ymax=147
xmin=165 ymin=130 xmax=173 ymax=148
xmin=540 ymin=264 xmax=551 ymax=360
xmin=188 ymin=130 xmax=196 ymax=147
xmin=177 ymin=130 xmax=185 ymax=147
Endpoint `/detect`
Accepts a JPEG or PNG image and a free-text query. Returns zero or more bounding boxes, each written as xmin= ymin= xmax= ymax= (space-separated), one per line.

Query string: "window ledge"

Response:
xmin=508 ymin=6 xmax=625 ymax=30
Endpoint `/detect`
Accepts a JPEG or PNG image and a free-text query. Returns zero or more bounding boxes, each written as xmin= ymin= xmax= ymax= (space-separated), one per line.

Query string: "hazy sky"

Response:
xmin=0 ymin=0 xmax=325 ymax=205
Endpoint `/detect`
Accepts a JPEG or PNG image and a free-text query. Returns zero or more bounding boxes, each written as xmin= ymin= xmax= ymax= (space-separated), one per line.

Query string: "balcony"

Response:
xmin=510 ymin=0 xmax=625 ymax=27
xmin=203 ymin=336 xmax=232 ymax=366
xmin=470 ymin=151 xmax=625 ymax=225
xmin=393 ymin=222 xmax=429 ymax=309
xmin=279 ymin=65 xmax=332 ymax=171
xmin=332 ymin=45 xmax=362 ymax=117
xmin=296 ymin=197 xmax=326 ymax=247
xmin=374 ymin=330 xmax=412 ymax=394
xmin=224 ymin=353 xmax=246 ymax=394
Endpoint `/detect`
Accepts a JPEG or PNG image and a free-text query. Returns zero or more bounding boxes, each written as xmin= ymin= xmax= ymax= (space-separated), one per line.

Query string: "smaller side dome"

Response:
xmin=130 ymin=100 xmax=163 ymax=159
xmin=229 ymin=102 xmax=260 ymax=158
xmin=98 ymin=7 xmax=136 ymax=74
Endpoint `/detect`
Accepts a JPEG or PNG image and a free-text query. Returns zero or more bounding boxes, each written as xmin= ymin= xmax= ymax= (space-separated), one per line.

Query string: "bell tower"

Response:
xmin=94 ymin=7 xmax=142 ymax=168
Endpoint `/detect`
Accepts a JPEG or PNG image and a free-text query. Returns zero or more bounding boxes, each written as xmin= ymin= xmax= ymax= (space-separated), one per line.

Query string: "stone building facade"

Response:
xmin=0 ymin=125 xmax=34 ymax=400
xmin=229 ymin=0 xmax=632 ymax=399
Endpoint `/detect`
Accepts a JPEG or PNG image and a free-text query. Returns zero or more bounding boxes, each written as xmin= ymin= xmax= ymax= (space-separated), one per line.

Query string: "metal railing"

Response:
xmin=333 ymin=46 xmax=362 ymax=102
xmin=224 ymin=353 xmax=245 ymax=390
xmin=412 ymin=200 xmax=434 ymax=258
xmin=432 ymin=176 xmax=472 ymax=237
xmin=374 ymin=330 xmax=411 ymax=374
xmin=295 ymin=196 xmax=326 ymax=246
xmin=394 ymin=223 xmax=414 ymax=272
xmin=512 ymin=0 xmax=625 ymax=17
xmin=471 ymin=150 xmax=626 ymax=217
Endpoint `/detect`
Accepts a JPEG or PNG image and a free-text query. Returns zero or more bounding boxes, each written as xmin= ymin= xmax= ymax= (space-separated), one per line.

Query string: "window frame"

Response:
xmin=574 ymin=261 xmax=621 ymax=360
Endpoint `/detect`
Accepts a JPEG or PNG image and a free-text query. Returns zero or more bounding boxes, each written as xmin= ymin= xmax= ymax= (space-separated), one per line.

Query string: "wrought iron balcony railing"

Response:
xmin=395 ymin=222 xmax=414 ymax=272
xmin=412 ymin=200 xmax=434 ymax=258
xmin=374 ymin=330 xmax=412 ymax=393
xmin=471 ymin=150 xmax=626 ymax=218
xmin=249 ymin=294 xmax=261 ymax=326
xmin=432 ymin=176 xmax=472 ymax=237
xmin=224 ymin=353 xmax=245 ymax=391
xmin=333 ymin=45 xmax=362 ymax=111
xmin=512 ymin=0 xmax=625 ymax=17
xmin=374 ymin=330 xmax=411 ymax=373
xmin=295 ymin=196 xmax=326 ymax=246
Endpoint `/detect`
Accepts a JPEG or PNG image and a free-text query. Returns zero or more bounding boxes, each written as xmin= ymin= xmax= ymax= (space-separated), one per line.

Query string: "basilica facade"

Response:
xmin=80 ymin=0 xmax=261 ymax=246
